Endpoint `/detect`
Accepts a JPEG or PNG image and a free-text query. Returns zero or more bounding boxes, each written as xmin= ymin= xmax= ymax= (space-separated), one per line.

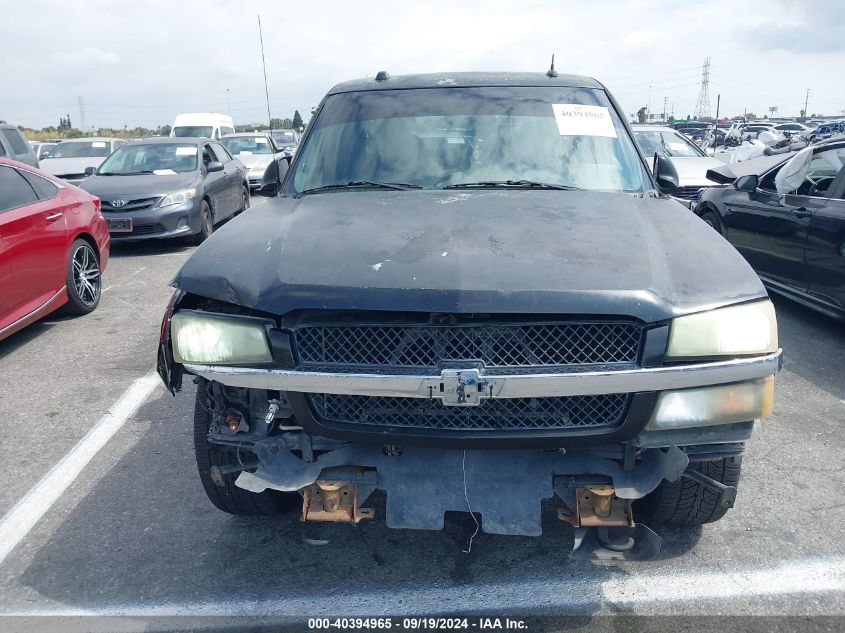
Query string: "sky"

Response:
xmin=2 ymin=0 xmax=844 ymax=131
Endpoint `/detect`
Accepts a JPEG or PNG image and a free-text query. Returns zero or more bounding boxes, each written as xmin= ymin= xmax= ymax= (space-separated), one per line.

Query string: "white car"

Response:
xmin=39 ymin=137 xmax=126 ymax=185
xmin=220 ymin=133 xmax=289 ymax=192
xmin=171 ymin=113 xmax=235 ymax=141
xmin=773 ymin=122 xmax=813 ymax=139
xmin=631 ymin=125 xmax=723 ymax=207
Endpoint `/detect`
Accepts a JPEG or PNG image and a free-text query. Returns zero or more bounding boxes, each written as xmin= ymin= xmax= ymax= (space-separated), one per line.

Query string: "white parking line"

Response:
xmin=2 ymin=556 xmax=843 ymax=615
xmin=0 ymin=371 xmax=161 ymax=567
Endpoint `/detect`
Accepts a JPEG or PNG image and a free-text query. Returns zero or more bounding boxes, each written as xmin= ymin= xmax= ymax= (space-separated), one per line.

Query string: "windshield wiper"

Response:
xmin=104 ymin=170 xmax=155 ymax=176
xmin=299 ymin=181 xmax=422 ymax=195
xmin=443 ymin=180 xmax=579 ymax=190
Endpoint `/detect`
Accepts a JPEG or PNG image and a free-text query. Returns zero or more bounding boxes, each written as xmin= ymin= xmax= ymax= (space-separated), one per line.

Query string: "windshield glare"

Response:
xmin=290 ymin=87 xmax=647 ymax=193
xmin=49 ymin=141 xmax=111 ymax=159
xmin=97 ymin=143 xmax=198 ymax=175
xmin=633 ymin=130 xmax=704 ymax=158
xmin=172 ymin=126 xmax=213 ymax=138
xmin=221 ymin=136 xmax=274 ymax=155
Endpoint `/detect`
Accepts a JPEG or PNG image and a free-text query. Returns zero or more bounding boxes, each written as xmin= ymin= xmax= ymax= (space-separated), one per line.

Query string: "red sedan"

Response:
xmin=0 ymin=158 xmax=110 ymax=342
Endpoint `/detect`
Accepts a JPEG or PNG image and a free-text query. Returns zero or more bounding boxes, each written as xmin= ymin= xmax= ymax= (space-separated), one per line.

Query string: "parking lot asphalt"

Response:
xmin=0 ymin=201 xmax=843 ymax=627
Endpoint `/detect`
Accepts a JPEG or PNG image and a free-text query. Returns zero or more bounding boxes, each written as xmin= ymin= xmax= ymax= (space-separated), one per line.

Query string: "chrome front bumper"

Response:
xmin=184 ymin=350 xmax=782 ymax=401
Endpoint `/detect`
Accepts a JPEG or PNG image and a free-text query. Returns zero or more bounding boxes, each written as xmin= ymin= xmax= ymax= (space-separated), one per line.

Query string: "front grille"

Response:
xmin=672 ymin=186 xmax=705 ymax=200
xmin=58 ymin=173 xmax=86 ymax=181
xmin=102 ymin=197 xmax=159 ymax=212
xmin=294 ymin=321 xmax=642 ymax=372
xmin=309 ymin=392 xmax=629 ymax=431
xmin=127 ymin=223 xmax=165 ymax=236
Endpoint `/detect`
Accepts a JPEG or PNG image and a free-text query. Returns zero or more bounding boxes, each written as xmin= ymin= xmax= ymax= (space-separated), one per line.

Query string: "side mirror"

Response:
xmin=705 ymin=147 xmax=715 ymax=156
xmin=734 ymin=174 xmax=759 ymax=192
xmin=84 ymin=166 xmax=97 ymax=176
xmin=206 ymin=161 xmax=224 ymax=173
xmin=652 ymin=154 xmax=679 ymax=191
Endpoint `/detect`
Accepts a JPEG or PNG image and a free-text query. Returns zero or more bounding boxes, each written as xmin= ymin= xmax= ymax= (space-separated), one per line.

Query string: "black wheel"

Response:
xmin=193 ymin=386 xmax=299 ymax=516
xmin=192 ymin=200 xmax=213 ymax=245
xmin=635 ymin=457 xmax=743 ymax=525
xmin=64 ymin=238 xmax=101 ymax=315
xmin=700 ymin=209 xmax=722 ymax=235
xmin=236 ymin=185 xmax=250 ymax=214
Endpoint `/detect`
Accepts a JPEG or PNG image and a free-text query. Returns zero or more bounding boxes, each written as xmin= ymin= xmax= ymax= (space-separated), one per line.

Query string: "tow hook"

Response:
xmin=209 ymin=458 xmax=258 ymax=486
xmin=557 ymin=483 xmax=661 ymax=560
xmin=301 ymin=472 xmax=375 ymax=524
xmin=682 ymin=468 xmax=737 ymax=510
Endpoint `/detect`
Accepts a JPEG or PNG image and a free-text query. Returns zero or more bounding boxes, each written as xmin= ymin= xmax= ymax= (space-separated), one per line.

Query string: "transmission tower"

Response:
xmin=693 ymin=58 xmax=711 ymax=120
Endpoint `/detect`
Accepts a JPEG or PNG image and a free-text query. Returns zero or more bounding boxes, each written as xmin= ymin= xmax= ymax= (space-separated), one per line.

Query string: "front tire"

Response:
xmin=700 ymin=209 xmax=723 ymax=235
xmin=64 ymin=238 xmax=101 ymax=315
xmin=192 ymin=201 xmax=213 ymax=245
xmin=635 ymin=457 xmax=743 ymax=525
xmin=193 ymin=386 xmax=299 ymax=516
xmin=236 ymin=185 xmax=250 ymax=215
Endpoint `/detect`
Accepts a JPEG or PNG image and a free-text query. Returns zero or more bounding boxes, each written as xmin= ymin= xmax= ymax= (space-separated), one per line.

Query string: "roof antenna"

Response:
xmin=546 ymin=54 xmax=557 ymax=78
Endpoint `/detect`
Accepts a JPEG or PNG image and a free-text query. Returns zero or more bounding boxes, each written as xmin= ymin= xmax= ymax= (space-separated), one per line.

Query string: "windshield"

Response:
xmin=271 ymin=131 xmax=296 ymax=144
xmin=172 ymin=126 xmax=213 ymax=138
xmin=49 ymin=141 xmax=112 ymax=159
xmin=289 ymin=86 xmax=647 ymax=193
xmin=221 ymin=136 xmax=274 ymax=155
xmin=97 ymin=143 xmax=198 ymax=175
xmin=633 ymin=130 xmax=705 ymax=158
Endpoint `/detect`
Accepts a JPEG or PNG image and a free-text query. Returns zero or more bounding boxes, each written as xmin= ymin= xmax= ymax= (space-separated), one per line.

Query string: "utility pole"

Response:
xmin=258 ymin=14 xmax=272 ymax=130
xmin=803 ymin=88 xmax=811 ymax=120
xmin=647 ymin=84 xmax=652 ymax=121
xmin=226 ymin=88 xmax=232 ymax=116
xmin=77 ymin=96 xmax=88 ymax=136
xmin=715 ymin=94 xmax=720 ymax=121
xmin=662 ymin=96 xmax=668 ymax=122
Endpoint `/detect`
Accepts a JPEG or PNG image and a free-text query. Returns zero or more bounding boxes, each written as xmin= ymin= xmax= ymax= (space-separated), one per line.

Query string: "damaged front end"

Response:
xmin=158 ymin=294 xmax=780 ymax=560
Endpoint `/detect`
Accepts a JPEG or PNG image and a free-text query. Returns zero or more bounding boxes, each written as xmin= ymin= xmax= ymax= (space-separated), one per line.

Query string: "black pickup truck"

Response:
xmin=157 ymin=72 xmax=781 ymax=559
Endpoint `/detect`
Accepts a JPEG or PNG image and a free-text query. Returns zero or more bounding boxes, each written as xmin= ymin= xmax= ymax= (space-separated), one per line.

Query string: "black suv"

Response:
xmin=158 ymin=72 xmax=781 ymax=559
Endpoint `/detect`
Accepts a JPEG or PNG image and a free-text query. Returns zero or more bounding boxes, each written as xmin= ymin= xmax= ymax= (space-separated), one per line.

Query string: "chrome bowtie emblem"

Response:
xmin=111 ymin=199 xmax=126 ymax=208
xmin=419 ymin=369 xmax=505 ymax=406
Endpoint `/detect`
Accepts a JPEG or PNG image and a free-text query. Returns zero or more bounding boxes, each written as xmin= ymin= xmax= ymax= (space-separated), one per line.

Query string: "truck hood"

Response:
xmin=80 ymin=172 xmax=199 ymax=197
xmin=40 ymin=157 xmax=105 ymax=177
xmin=172 ymin=190 xmax=767 ymax=323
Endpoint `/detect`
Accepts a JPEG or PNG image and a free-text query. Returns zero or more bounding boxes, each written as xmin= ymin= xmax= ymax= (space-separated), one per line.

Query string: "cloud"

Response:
xmin=50 ymin=46 xmax=121 ymax=68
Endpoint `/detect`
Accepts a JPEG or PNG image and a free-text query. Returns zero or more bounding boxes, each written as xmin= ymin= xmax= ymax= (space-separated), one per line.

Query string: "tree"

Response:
xmin=800 ymin=109 xmax=806 ymax=119
xmin=292 ymin=110 xmax=304 ymax=130
xmin=667 ymin=115 xmax=675 ymax=123
xmin=636 ymin=106 xmax=647 ymax=123
xmin=745 ymin=112 xmax=757 ymax=121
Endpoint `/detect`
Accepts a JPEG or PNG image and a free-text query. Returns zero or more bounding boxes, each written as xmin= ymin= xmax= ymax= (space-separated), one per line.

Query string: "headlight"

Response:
xmin=159 ymin=188 xmax=197 ymax=208
xmin=647 ymin=377 xmax=774 ymax=430
xmin=171 ymin=311 xmax=272 ymax=365
xmin=666 ymin=300 xmax=778 ymax=358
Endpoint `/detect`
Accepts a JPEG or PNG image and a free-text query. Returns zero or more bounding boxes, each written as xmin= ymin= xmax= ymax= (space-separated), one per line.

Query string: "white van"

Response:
xmin=170 ymin=113 xmax=235 ymax=140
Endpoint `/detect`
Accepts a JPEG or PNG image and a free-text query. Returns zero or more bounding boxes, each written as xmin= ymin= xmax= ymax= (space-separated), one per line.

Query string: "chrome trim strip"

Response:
xmin=0 ymin=288 xmax=65 ymax=338
xmin=183 ymin=350 xmax=782 ymax=399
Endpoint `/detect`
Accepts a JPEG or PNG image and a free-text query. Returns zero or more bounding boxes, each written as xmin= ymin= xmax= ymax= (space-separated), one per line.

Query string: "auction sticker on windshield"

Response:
xmin=176 ymin=146 xmax=198 ymax=156
xmin=552 ymin=104 xmax=617 ymax=138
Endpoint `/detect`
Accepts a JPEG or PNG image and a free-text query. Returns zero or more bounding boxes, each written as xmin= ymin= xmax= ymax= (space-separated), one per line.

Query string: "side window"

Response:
xmin=202 ymin=144 xmax=215 ymax=166
xmin=0 ymin=139 xmax=6 ymax=157
xmin=0 ymin=128 xmax=32 ymax=156
xmin=20 ymin=170 xmax=59 ymax=200
xmin=221 ymin=127 xmax=235 ymax=137
xmin=0 ymin=166 xmax=39 ymax=212
xmin=759 ymin=167 xmax=780 ymax=192
xmin=211 ymin=142 xmax=231 ymax=162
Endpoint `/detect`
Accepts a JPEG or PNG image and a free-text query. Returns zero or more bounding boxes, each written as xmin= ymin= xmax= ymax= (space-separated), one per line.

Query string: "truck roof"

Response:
xmin=327 ymin=72 xmax=604 ymax=95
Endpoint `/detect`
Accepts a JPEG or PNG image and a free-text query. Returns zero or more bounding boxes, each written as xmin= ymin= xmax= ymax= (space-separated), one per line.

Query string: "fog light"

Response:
xmin=647 ymin=377 xmax=774 ymax=430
